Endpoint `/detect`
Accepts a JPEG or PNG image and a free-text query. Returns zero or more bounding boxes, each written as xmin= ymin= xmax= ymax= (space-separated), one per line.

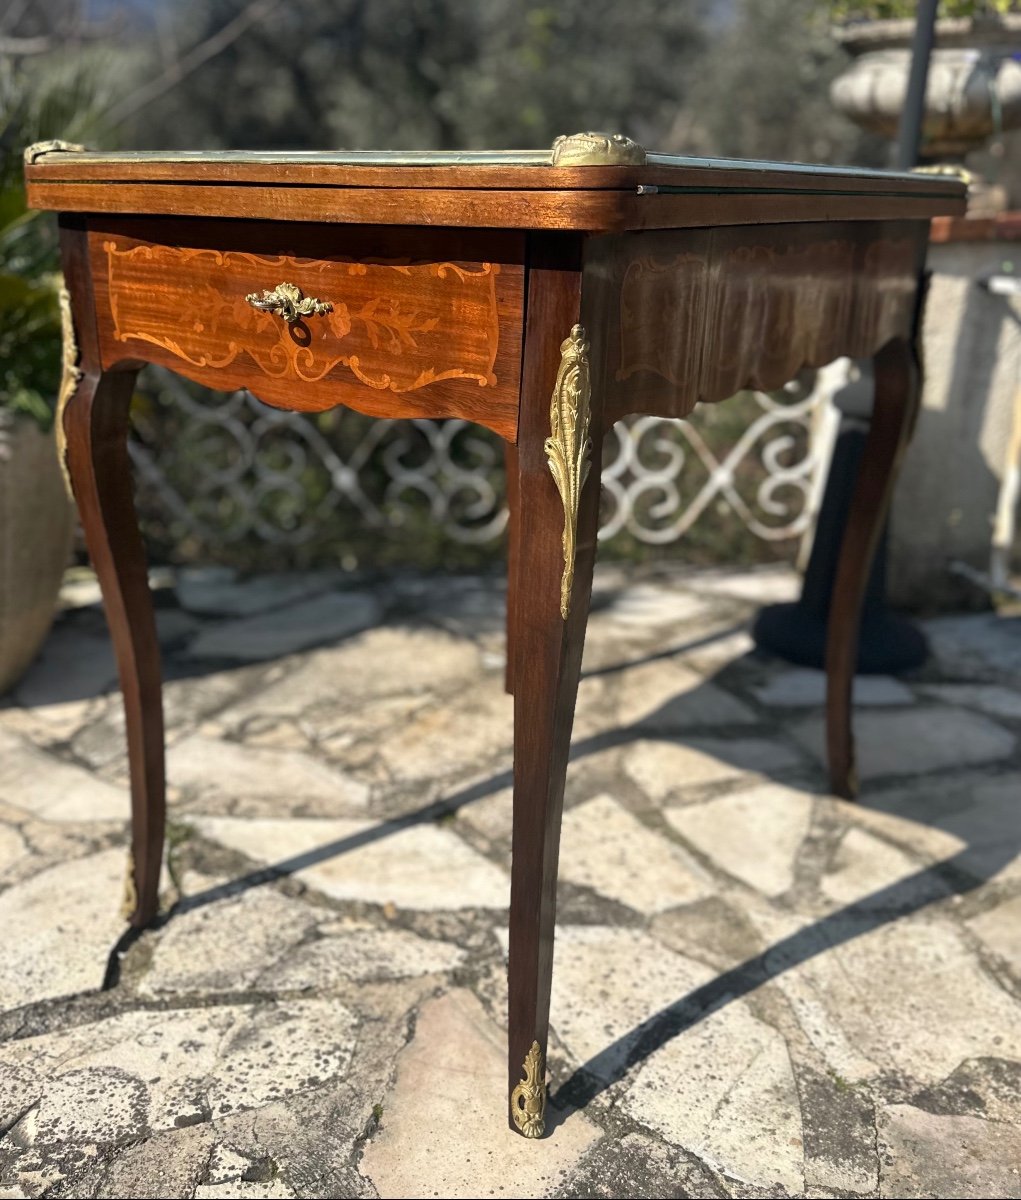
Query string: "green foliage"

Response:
xmin=0 ymin=50 xmax=118 ymax=429
xmin=686 ymin=0 xmax=886 ymax=167
xmin=121 ymin=0 xmax=711 ymax=152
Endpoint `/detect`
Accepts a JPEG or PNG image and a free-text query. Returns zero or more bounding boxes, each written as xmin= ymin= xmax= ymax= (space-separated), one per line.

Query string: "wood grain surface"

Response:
xmin=25 ymin=149 xmax=966 ymax=198
xmin=59 ymin=217 xmax=166 ymax=928
xmin=87 ymin=218 xmax=525 ymax=439
xmin=507 ymin=232 xmax=599 ymax=1133
xmin=28 ymin=179 xmax=964 ymax=233
xmin=37 ymin=151 xmax=953 ymax=1134
xmin=587 ymin=220 xmax=929 ymax=426
xmin=826 ymin=335 xmax=922 ymax=799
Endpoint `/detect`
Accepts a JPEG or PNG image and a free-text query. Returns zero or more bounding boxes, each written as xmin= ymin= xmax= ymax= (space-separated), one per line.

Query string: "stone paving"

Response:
xmin=1 ymin=562 xmax=1021 ymax=1199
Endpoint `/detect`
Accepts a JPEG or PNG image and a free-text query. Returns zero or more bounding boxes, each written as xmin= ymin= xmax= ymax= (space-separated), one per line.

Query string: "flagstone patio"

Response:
xmin=1 ymin=563 xmax=1020 ymax=1199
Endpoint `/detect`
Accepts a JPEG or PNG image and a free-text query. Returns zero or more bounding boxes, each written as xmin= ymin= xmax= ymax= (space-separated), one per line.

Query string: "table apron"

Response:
xmin=581 ymin=219 xmax=930 ymax=427
xmin=80 ymin=216 xmax=931 ymax=443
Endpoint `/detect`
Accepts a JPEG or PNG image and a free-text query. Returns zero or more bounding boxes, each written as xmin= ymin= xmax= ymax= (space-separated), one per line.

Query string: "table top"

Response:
xmin=26 ymin=132 xmax=967 ymax=232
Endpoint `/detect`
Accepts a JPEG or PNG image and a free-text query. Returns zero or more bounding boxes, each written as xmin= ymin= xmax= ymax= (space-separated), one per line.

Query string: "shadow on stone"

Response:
xmin=155 ymin=665 xmax=1021 ymax=1131
xmin=550 ymin=783 xmax=1021 ymax=1114
xmin=101 ymin=925 xmax=145 ymax=992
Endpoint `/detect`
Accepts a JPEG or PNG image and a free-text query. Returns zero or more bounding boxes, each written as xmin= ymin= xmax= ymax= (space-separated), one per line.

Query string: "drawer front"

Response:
xmin=89 ymin=221 xmax=525 ymax=440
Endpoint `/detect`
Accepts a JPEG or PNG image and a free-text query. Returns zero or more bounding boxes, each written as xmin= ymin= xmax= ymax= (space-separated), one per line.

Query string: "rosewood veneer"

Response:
xmin=25 ymin=132 xmax=965 ymax=1138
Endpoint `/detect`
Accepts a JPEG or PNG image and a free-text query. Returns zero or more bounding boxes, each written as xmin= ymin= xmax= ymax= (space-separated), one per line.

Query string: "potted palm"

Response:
xmin=0 ymin=58 xmax=106 ymax=692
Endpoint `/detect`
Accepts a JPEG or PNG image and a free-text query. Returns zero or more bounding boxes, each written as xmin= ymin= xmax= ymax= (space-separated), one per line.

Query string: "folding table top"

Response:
xmin=25 ymin=132 xmax=968 ymax=232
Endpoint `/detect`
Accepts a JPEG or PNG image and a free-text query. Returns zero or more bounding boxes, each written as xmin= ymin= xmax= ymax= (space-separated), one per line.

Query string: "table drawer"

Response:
xmin=89 ymin=219 xmax=525 ymax=439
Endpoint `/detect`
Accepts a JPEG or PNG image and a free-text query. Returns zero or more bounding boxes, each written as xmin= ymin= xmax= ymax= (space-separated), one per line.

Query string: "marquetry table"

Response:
xmin=26 ymin=133 xmax=965 ymax=1139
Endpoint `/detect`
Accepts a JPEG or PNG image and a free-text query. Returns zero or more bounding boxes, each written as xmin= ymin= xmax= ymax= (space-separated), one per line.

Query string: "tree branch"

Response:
xmin=103 ymin=0 xmax=281 ymax=129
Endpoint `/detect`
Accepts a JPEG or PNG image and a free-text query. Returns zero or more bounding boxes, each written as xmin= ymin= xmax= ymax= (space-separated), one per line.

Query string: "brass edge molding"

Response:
xmin=913 ymin=163 xmax=973 ymax=185
xmin=56 ymin=286 xmax=82 ymax=498
xmin=24 ymin=139 xmax=86 ymax=165
xmin=511 ymin=1040 xmax=546 ymax=1138
xmin=544 ymin=324 xmax=593 ymax=619
xmin=550 ymin=131 xmax=646 ymax=167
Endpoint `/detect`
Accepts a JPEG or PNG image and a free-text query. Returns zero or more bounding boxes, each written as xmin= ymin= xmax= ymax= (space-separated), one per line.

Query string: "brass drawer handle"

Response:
xmin=245 ymin=281 xmax=333 ymax=323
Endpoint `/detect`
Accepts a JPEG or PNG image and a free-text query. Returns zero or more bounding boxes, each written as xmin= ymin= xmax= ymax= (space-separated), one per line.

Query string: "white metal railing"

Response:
xmin=128 ymin=368 xmax=830 ymax=562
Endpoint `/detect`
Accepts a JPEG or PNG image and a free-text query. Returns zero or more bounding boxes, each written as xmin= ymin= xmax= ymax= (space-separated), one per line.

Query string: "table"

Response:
xmin=26 ymin=134 xmax=966 ymax=1139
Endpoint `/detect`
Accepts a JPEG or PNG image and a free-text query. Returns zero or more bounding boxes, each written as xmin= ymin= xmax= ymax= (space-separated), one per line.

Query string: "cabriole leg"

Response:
xmin=507 ymin=237 xmax=600 ymax=1138
xmin=60 ymin=221 xmax=165 ymax=926
xmin=504 ymin=441 xmax=519 ymax=695
xmin=826 ymin=337 xmax=920 ymax=798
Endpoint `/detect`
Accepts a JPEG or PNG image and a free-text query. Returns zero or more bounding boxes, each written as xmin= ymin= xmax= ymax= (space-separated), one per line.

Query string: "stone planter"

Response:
xmin=831 ymin=15 xmax=1021 ymax=159
xmin=0 ymin=412 xmax=73 ymax=693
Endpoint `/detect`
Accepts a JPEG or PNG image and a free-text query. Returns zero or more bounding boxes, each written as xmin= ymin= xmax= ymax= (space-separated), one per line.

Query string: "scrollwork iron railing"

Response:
xmin=599 ymin=374 xmax=822 ymax=546
xmin=127 ymin=367 xmax=826 ymax=570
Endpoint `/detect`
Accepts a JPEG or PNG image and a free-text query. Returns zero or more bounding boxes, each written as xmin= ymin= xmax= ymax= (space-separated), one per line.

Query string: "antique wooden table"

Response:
xmin=26 ymin=134 xmax=966 ymax=1139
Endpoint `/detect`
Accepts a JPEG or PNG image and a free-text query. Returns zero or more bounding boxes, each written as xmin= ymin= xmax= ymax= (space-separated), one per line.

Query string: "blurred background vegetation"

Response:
xmin=3 ymin=0 xmax=886 ymax=162
xmin=1 ymin=0 xmax=1011 ymax=572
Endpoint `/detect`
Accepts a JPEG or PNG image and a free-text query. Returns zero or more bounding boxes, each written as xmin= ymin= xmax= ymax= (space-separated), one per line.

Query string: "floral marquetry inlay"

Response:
xmin=102 ymin=242 xmax=502 ymax=394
